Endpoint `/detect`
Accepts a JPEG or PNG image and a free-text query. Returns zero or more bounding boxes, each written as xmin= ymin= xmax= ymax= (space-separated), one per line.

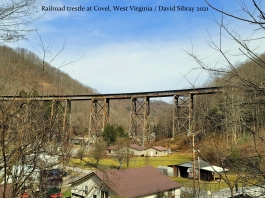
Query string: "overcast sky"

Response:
xmin=8 ymin=0 xmax=265 ymax=97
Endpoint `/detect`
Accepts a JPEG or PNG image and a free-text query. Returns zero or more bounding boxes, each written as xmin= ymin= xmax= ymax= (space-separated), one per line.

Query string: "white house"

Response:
xmin=128 ymin=144 xmax=145 ymax=156
xmin=145 ymin=146 xmax=170 ymax=157
xmin=71 ymin=166 xmax=182 ymax=198
xmin=106 ymin=144 xmax=145 ymax=156
xmin=106 ymin=145 xmax=118 ymax=155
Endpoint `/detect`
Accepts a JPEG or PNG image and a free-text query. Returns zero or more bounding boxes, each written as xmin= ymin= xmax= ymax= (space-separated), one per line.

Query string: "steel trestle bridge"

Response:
xmin=0 ymin=87 xmax=222 ymax=145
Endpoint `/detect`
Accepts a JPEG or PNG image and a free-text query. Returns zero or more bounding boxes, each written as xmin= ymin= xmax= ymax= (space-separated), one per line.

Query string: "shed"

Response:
xmin=169 ymin=159 xmax=228 ymax=181
xmin=157 ymin=166 xmax=174 ymax=177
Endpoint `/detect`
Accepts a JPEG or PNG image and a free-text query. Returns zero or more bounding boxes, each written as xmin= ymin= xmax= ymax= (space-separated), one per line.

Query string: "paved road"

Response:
xmin=64 ymin=166 xmax=93 ymax=174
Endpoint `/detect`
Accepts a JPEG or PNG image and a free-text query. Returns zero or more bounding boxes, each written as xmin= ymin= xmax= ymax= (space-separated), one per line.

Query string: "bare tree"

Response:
xmin=112 ymin=137 xmax=132 ymax=169
xmin=184 ymin=0 xmax=265 ymax=197
xmin=89 ymin=138 xmax=107 ymax=168
xmin=0 ymin=94 xmax=72 ymax=197
xmin=0 ymin=0 xmax=43 ymax=42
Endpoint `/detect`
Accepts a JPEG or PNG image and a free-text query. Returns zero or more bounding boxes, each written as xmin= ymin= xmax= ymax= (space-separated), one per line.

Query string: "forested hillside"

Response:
xmin=0 ymin=45 xmax=96 ymax=95
xmin=188 ymin=52 xmax=265 ymax=177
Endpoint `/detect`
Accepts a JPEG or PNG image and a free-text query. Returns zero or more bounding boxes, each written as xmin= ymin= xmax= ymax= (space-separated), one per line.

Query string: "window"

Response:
xmin=84 ymin=186 xmax=88 ymax=194
xmin=101 ymin=190 xmax=109 ymax=198
xmin=93 ymin=195 xmax=97 ymax=198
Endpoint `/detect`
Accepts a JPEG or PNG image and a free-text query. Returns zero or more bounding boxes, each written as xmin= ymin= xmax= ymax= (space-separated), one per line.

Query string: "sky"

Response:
xmin=7 ymin=0 xmax=265 ymax=99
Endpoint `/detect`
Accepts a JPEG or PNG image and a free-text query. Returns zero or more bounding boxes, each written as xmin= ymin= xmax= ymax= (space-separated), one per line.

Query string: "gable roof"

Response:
xmin=72 ymin=166 xmax=181 ymax=198
xmin=129 ymin=144 xmax=145 ymax=151
xmin=176 ymin=160 xmax=228 ymax=173
xmin=95 ymin=166 xmax=181 ymax=197
xmin=106 ymin=145 xmax=118 ymax=150
xmin=107 ymin=144 xmax=145 ymax=151
xmin=152 ymin=146 xmax=168 ymax=151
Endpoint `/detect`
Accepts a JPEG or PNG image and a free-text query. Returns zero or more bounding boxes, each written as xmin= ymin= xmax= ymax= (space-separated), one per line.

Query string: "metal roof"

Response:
xmin=200 ymin=165 xmax=228 ymax=173
xmin=177 ymin=160 xmax=211 ymax=168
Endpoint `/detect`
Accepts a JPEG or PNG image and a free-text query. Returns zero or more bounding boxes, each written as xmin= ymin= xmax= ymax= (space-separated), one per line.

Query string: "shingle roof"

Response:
xmin=107 ymin=144 xmax=145 ymax=151
xmin=95 ymin=166 xmax=181 ymax=198
xmin=152 ymin=146 xmax=168 ymax=151
xmin=129 ymin=144 xmax=145 ymax=151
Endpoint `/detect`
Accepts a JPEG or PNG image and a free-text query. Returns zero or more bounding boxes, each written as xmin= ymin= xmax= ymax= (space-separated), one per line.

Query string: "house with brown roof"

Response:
xmin=145 ymin=146 xmax=170 ymax=157
xmin=128 ymin=144 xmax=145 ymax=156
xmin=70 ymin=166 xmax=181 ymax=198
xmin=106 ymin=145 xmax=119 ymax=155
xmin=106 ymin=144 xmax=145 ymax=157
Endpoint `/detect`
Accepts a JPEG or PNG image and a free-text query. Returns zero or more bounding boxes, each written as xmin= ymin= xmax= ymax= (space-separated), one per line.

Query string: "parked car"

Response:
xmin=50 ymin=193 xmax=62 ymax=198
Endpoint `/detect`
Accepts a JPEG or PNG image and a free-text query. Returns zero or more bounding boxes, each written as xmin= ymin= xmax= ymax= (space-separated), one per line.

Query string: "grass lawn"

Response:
xmin=69 ymin=152 xmax=192 ymax=169
xmin=62 ymin=189 xmax=71 ymax=198
xmin=65 ymin=153 xmax=192 ymax=197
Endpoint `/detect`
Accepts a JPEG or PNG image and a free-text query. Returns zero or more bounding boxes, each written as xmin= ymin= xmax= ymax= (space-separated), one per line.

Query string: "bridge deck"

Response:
xmin=0 ymin=87 xmax=222 ymax=101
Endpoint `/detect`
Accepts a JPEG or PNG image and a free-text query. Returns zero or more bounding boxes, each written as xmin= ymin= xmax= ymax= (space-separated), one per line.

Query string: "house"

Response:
xmin=71 ymin=166 xmax=182 ymax=198
xmin=145 ymin=146 xmax=170 ymax=157
xmin=107 ymin=145 xmax=170 ymax=157
xmin=128 ymin=144 xmax=145 ymax=156
xmin=106 ymin=144 xmax=145 ymax=156
xmin=106 ymin=145 xmax=118 ymax=155
xmin=169 ymin=159 xmax=228 ymax=181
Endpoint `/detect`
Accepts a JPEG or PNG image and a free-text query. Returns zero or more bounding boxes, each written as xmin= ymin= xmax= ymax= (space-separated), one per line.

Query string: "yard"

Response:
xmin=64 ymin=153 xmax=261 ymax=197
xmin=69 ymin=152 xmax=192 ymax=169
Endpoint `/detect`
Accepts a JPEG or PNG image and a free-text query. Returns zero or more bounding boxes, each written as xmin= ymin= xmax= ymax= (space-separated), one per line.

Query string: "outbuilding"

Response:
xmin=169 ymin=159 xmax=228 ymax=181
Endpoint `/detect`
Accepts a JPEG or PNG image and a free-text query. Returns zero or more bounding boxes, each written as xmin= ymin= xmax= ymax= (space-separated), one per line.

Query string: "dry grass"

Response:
xmin=70 ymin=152 xmax=192 ymax=169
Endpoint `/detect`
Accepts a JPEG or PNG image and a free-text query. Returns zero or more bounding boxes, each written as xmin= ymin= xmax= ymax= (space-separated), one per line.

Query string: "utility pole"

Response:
xmin=192 ymin=134 xmax=196 ymax=197
xmin=198 ymin=156 xmax=200 ymax=193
